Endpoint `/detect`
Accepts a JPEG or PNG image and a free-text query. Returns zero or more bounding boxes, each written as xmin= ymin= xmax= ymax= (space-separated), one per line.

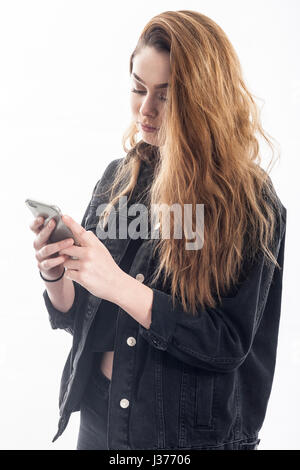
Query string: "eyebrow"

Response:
xmin=132 ymin=73 xmax=169 ymax=89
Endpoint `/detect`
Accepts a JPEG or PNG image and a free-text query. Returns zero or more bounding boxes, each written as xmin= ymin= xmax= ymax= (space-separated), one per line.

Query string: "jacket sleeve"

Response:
xmin=42 ymin=195 xmax=93 ymax=336
xmin=42 ymin=158 xmax=123 ymax=335
xmin=139 ymin=205 xmax=287 ymax=373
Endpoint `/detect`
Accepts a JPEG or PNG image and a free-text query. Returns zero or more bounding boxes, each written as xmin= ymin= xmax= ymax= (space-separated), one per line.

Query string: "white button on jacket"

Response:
xmin=120 ymin=399 xmax=130 ymax=409
xmin=127 ymin=337 xmax=136 ymax=347
xmin=135 ymin=273 xmax=144 ymax=283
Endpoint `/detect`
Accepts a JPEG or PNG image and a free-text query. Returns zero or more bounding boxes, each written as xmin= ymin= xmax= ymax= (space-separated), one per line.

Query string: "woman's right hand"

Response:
xmin=30 ymin=216 xmax=75 ymax=281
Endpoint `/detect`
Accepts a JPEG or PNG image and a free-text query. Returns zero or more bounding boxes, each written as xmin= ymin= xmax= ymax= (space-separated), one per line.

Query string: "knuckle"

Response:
xmin=59 ymin=239 xmax=68 ymax=249
xmin=41 ymin=260 xmax=49 ymax=269
xmin=40 ymin=246 xmax=47 ymax=258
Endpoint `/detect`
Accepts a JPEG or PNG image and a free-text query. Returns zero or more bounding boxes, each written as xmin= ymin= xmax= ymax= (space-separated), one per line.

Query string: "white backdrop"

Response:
xmin=0 ymin=0 xmax=298 ymax=450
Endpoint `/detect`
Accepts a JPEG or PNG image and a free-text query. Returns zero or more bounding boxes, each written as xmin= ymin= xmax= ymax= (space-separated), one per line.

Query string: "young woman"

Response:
xmin=30 ymin=10 xmax=286 ymax=450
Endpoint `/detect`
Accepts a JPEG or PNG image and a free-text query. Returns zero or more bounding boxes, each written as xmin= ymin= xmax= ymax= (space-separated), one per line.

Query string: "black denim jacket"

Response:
xmin=43 ymin=158 xmax=287 ymax=450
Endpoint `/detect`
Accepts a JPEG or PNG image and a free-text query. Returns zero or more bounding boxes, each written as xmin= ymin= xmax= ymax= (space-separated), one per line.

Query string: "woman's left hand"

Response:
xmin=58 ymin=214 xmax=122 ymax=302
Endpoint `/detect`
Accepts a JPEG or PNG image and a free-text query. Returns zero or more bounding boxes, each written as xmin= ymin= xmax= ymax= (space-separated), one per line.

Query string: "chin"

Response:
xmin=142 ymin=136 xmax=156 ymax=145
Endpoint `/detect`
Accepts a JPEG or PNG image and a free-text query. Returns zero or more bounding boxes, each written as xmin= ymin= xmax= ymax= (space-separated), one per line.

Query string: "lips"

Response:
xmin=141 ymin=123 xmax=157 ymax=129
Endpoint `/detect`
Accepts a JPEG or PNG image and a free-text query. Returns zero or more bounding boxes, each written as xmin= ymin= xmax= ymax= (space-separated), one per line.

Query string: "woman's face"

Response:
xmin=130 ymin=46 xmax=170 ymax=147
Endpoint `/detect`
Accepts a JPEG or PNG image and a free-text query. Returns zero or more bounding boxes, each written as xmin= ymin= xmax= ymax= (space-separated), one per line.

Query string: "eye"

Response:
xmin=131 ymin=89 xmax=167 ymax=102
xmin=131 ymin=88 xmax=146 ymax=95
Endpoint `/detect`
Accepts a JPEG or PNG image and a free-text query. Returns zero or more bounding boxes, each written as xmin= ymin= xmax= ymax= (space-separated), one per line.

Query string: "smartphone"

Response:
xmin=25 ymin=198 xmax=81 ymax=248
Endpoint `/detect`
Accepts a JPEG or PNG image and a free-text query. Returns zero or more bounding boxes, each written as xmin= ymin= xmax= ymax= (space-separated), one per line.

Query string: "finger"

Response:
xmin=29 ymin=216 xmax=45 ymax=235
xmin=38 ymin=254 xmax=69 ymax=271
xmin=58 ymin=244 xmax=83 ymax=258
xmin=36 ymin=237 xmax=74 ymax=262
xmin=33 ymin=217 xmax=56 ymax=250
xmin=63 ymin=258 xmax=80 ymax=270
xmin=61 ymin=215 xmax=93 ymax=247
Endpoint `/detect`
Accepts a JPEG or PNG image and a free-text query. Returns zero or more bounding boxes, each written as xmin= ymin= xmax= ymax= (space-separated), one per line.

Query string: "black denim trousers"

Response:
xmin=76 ymin=355 xmax=111 ymax=450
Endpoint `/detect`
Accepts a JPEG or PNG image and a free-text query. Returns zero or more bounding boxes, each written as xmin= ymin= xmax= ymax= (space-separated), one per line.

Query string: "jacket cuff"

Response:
xmin=138 ymin=288 xmax=178 ymax=350
xmin=43 ymin=281 xmax=80 ymax=331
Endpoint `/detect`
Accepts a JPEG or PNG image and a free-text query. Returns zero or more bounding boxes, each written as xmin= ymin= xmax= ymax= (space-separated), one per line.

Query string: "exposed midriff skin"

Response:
xmin=100 ymin=350 xmax=114 ymax=381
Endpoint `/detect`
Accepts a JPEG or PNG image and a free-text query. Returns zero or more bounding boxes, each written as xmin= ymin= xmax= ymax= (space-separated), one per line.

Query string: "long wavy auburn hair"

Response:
xmin=95 ymin=10 xmax=282 ymax=316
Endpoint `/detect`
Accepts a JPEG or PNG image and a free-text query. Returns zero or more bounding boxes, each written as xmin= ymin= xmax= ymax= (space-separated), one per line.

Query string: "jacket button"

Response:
xmin=127 ymin=337 xmax=136 ymax=347
xmin=120 ymin=398 xmax=130 ymax=408
xmin=136 ymin=273 xmax=144 ymax=283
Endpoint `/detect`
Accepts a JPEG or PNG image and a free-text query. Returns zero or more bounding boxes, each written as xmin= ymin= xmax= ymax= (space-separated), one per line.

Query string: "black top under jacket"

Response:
xmin=89 ymin=233 xmax=144 ymax=352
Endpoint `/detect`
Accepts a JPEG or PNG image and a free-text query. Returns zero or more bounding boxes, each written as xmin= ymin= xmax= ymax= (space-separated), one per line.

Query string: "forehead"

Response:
xmin=132 ymin=46 xmax=170 ymax=85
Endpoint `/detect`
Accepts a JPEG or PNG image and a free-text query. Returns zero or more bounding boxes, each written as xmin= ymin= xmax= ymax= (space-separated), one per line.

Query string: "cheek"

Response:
xmin=130 ymin=94 xmax=141 ymax=114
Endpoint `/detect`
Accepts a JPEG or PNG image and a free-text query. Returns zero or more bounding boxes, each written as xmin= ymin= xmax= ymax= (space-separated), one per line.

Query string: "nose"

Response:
xmin=140 ymin=94 xmax=158 ymax=119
